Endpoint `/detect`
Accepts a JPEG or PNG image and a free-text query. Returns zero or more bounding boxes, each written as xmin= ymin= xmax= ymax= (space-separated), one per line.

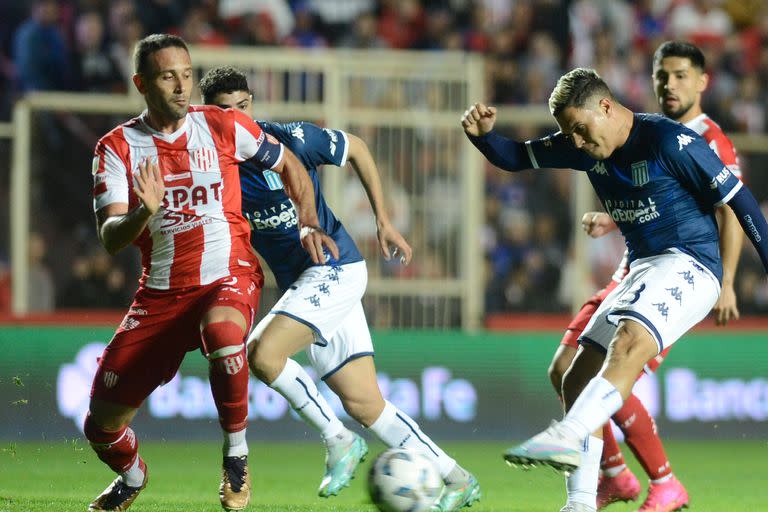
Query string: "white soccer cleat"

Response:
xmin=502 ymin=421 xmax=582 ymax=474
xmin=560 ymin=502 xmax=597 ymax=512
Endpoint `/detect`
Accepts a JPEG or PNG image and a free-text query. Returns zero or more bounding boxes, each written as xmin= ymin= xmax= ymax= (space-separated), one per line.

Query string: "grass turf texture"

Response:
xmin=0 ymin=440 xmax=765 ymax=511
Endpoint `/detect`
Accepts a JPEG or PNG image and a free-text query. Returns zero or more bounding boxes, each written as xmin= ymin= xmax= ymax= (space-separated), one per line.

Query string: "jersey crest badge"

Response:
xmin=263 ymin=169 xmax=284 ymax=190
xmin=631 ymin=160 xmax=649 ymax=187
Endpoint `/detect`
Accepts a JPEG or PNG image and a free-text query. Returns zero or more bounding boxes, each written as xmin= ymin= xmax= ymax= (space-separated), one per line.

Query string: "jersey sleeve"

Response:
xmin=92 ymin=139 xmax=129 ymax=212
xmin=660 ymin=127 xmax=742 ymax=207
xmin=300 ymin=123 xmax=349 ymax=168
xmin=524 ymin=132 xmax=595 ymax=171
xmin=233 ymin=110 xmax=284 ymax=170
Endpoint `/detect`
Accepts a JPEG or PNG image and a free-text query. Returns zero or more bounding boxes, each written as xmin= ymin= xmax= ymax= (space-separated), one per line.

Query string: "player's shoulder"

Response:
xmin=693 ymin=114 xmax=734 ymax=145
xmin=96 ymin=115 xmax=142 ymax=151
xmin=638 ymin=113 xmax=701 ymax=154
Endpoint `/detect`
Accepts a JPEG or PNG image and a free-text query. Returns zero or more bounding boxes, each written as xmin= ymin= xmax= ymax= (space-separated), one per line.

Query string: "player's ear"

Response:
xmin=598 ymin=97 xmax=612 ymax=117
xmin=132 ymin=73 xmax=146 ymax=95
xmin=698 ymin=71 xmax=709 ymax=93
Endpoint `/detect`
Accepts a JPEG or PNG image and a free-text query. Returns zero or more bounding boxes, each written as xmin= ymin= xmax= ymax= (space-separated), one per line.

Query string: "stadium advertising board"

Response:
xmin=1 ymin=326 xmax=766 ymax=441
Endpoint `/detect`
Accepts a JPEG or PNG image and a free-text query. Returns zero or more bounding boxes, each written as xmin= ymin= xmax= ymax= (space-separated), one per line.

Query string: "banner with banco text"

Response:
xmin=1 ymin=326 xmax=766 ymax=441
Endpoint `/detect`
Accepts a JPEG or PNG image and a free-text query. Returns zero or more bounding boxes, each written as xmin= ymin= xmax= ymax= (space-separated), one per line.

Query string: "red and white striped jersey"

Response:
xmin=686 ymin=113 xmax=740 ymax=178
xmin=92 ymin=105 xmax=284 ymax=290
xmin=610 ymin=113 xmax=740 ymax=282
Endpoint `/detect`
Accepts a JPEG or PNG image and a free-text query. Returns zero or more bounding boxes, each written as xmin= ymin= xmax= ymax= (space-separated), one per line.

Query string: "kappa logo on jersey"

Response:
xmin=589 ymin=161 xmax=608 ymax=175
xmin=709 ymin=167 xmax=731 ymax=189
xmin=677 ymin=133 xmax=694 ymax=150
xmin=323 ymin=128 xmax=338 ymax=156
xmin=290 ymin=124 xmax=306 ymax=144
xmin=631 ymin=161 xmax=649 ymax=187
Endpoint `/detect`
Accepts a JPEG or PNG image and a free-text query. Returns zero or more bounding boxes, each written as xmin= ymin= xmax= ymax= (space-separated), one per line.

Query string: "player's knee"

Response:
xmin=208 ymin=344 xmax=247 ymax=376
xmin=608 ymin=323 xmax=657 ymax=366
xmin=246 ymin=338 xmax=282 ymax=382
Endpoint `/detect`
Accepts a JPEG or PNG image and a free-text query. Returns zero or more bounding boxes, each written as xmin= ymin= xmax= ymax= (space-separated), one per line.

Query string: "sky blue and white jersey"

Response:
xmin=239 ymin=121 xmax=363 ymax=290
xmin=525 ymin=114 xmax=742 ymax=282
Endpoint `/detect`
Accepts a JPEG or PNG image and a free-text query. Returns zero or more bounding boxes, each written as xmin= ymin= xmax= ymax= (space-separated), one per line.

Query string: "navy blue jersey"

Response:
xmin=239 ymin=121 xmax=363 ymax=290
xmin=525 ymin=114 xmax=742 ymax=281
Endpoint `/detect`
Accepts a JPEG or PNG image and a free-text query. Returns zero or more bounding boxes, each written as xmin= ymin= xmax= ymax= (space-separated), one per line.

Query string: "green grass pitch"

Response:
xmin=1 ymin=440 xmax=765 ymax=511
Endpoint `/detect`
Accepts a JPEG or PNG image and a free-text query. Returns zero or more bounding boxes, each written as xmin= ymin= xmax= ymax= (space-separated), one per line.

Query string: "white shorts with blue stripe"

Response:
xmin=251 ymin=260 xmax=374 ymax=380
xmin=579 ymin=252 xmax=720 ymax=353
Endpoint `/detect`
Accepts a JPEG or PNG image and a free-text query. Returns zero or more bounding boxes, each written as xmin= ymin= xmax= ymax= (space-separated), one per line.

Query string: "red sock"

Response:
xmin=83 ymin=413 xmax=139 ymax=473
xmin=203 ymin=322 xmax=249 ymax=433
xmin=613 ymin=393 xmax=671 ymax=480
xmin=600 ymin=421 xmax=625 ymax=471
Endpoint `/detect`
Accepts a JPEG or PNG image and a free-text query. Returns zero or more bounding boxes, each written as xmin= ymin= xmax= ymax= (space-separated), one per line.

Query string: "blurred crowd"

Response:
xmin=0 ymin=0 xmax=767 ymax=319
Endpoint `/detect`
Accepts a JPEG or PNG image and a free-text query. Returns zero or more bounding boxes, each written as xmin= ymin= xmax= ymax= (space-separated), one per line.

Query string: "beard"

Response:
xmin=663 ymin=100 xmax=693 ymax=121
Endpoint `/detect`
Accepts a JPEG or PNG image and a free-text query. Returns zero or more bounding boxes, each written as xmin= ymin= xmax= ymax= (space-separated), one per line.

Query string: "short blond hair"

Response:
xmin=548 ymin=68 xmax=614 ymax=116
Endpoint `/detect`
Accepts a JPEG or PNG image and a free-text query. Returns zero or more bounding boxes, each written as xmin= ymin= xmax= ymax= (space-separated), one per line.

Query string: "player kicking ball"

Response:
xmin=462 ymin=68 xmax=768 ymax=512
xmin=199 ymin=66 xmax=481 ymax=511
xmin=546 ymin=41 xmax=743 ymax=512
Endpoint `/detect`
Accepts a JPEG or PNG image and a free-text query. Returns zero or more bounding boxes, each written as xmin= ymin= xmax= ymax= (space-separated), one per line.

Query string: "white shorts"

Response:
xmin=252 ymin=260 xmax=374 ymax=379
xmin=579 ymin=252 xmax=720 ymax=354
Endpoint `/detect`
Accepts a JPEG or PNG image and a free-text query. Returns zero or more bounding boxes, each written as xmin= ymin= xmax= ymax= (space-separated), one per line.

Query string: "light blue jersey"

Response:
xmin=525 ymin=114 xmax=742 ymax=282
xmin=239 ymin=121 xmax=363 ymax=290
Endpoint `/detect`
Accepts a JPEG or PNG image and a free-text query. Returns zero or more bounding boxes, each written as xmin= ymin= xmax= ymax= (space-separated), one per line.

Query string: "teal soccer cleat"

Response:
xmin=503 ymin=421 xmax=582 ymax=474
xmin=431 ymin=473 xmax=481 ymax=511
xmin=317 ymin=432 xmax=368 ymax=497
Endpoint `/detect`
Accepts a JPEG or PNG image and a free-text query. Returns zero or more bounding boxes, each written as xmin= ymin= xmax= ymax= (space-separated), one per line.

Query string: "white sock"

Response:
xmin=121 ymin=456 xmax=145 ymax=487
xmin=566 ymin=435 xmax=603 ymax=508
xmin=223 ymin=428 xmax=248 ymax=457
xmin=270 ymin=358 xmax=345 ymax=440
xmin=603 ymin=463 xmax=626 ymax=478
xmin=561 ymin=377 xmax=624 ymax=440
xmin=368 ymin=400 xmax=456 ymax=478
xmin=651 ymin=473 xmax=674 ymax=485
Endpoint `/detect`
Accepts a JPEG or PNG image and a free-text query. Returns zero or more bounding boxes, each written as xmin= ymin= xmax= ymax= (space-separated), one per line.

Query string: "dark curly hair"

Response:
xmin=199 ymin=66 xmax=250 ymax=104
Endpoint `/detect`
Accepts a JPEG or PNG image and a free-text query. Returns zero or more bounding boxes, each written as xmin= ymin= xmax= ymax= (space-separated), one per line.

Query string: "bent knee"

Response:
xmin=342 ymin=395 xmax=385 ymax=427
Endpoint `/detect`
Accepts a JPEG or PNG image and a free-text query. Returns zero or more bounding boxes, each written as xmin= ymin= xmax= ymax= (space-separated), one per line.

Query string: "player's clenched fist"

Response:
xmin=461 ymin=103 xmax=497 ymax=137
xmin=580 ymin=211 xmax=617 ymax=238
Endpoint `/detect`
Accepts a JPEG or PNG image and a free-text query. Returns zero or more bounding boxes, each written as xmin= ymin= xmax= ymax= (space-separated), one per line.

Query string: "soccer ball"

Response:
xmin=367 ymin=448 xmax=444 ymax=512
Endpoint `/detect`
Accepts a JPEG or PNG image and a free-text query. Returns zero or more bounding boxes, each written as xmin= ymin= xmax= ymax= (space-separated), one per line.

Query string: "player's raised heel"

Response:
xmin=88 ymin=458 xmax=148 ymax=511
xmin=638 ymin=476 xmax=689 ymax=512
xmin=318 ymin=432 xmax=368 ymax=497
xmin=597 ymin=467 xmax=641 ymax=509
xmin=219 ymin=455 xmax=251 ymax=511
xmin=502 ymin=421 xmax=581 ymax=474
xmin=431 ymin=473 xmax=481 ymax=511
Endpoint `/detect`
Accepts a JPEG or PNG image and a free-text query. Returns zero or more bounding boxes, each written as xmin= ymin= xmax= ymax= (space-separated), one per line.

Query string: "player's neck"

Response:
xmin=144 ymin=110 xmax=186 ymax=134
xmin=675 ymin=106 xmax=704 ymax=125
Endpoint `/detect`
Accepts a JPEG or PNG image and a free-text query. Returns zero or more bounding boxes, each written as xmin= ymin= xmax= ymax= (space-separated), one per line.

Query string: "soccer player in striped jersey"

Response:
xmin=86 ymin=35 xmax=337 ymax=512
xmin=199 ymin=66 xmax=480 ymax=511
xmin=462 ymin=67 xmax=768 ymax=512
xmin=547 ymin=41 xmax=743 ymax=512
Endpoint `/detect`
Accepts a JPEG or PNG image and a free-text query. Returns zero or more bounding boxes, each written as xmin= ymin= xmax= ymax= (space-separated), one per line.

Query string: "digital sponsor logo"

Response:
xmin=604 ymin=197 xmax=659 ymax=224
xmin=244 ymin=202 xmax=298 ymax=231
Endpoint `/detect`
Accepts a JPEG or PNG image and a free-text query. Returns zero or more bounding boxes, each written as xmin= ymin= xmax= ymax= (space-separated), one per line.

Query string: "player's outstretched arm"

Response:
xmin=713 ymin=205 xmax=742 ymax=325
xmin=461 ymin=102 xmax=534 ymax=173
xmin=96 ymin=158 xmax=164 ymax=255
xmin=276 ymin=148 xmax=340 ymax=264
xmin=727 ymin=186 xmax=768 ymax=274
xmin=581 ymin=211 xmax=618 ymax=238
xmin=346 ymin=134 xmax=412 ymax=265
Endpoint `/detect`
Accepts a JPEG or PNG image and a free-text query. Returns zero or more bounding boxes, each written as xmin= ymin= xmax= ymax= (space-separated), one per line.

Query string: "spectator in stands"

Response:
xmin=12 ymin=0 xmax=72 ymax=92
xmin=71 ymin=10 xmax=125 ymax=93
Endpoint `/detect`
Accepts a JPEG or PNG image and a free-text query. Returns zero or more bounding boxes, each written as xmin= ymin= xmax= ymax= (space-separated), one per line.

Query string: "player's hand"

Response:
xmin=461 ymin=103 xmax=497 ymax=137
xmin=134 ymin=158 xmax=165 ymax=215
xmin=300 ymin=225 xmax=340 ymax=265
xmin=377 ymin=221 xmax=412 ymax=265
xmin=712 ymin=283 xmax=740 ymax=326
xmin=581 ymin=211 xmax=617 ymax=238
